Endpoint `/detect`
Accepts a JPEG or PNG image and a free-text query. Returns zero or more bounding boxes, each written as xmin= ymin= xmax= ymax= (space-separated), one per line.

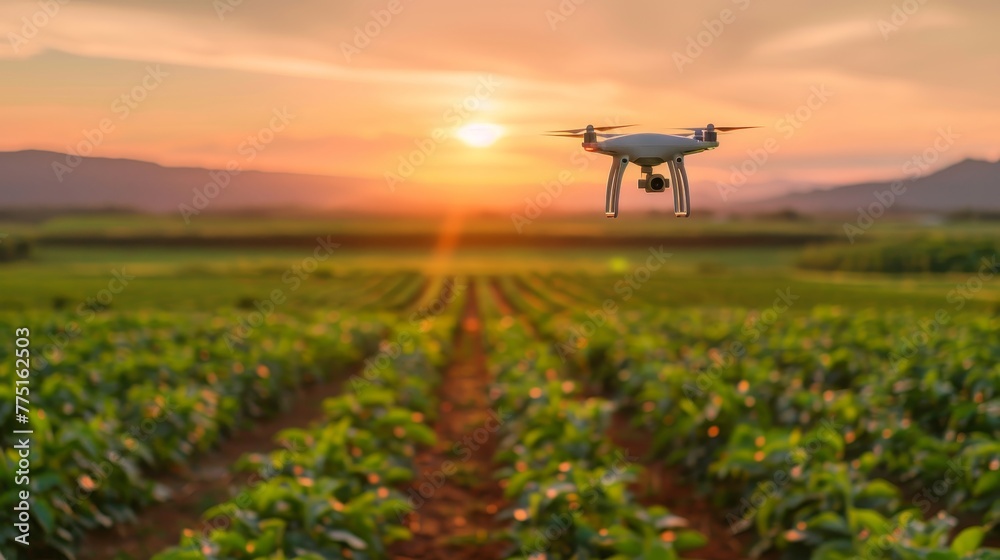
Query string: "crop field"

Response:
xmin=1 ymin=215 xmax=999 ymax=560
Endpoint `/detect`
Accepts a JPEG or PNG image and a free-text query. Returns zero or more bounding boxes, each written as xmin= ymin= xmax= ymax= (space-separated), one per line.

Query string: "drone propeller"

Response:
xmin=673 ymin=125 xmax=760 ymax=133
xmin=543 ymin=132 xmax=624 ymax=139
xmin=671 ymin=124 xmax=759 ymax=142
xmin=545 ymin=124 xmax=637 ymax=135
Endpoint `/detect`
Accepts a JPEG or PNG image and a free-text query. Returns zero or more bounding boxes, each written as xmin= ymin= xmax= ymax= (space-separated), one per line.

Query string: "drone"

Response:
xmin=547 ymin=124 xmax=757 ymax=217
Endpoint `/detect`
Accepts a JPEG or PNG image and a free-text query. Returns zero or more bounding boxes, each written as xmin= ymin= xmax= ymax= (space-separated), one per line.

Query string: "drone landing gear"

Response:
xmin=605 ymin=155 xmax=629 ymax=218
xmin=667 ymin=156 xmax=690 ymax=217
xmin=604 ymin=156 xmax=690 ymax=218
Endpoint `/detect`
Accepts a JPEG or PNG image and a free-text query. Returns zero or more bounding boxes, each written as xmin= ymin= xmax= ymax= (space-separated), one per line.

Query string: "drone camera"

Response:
xmin=644 ymin=174 xmax=668 ymax=193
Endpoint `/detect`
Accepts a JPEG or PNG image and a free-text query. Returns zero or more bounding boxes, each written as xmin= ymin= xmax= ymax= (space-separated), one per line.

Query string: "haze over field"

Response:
xmin=1 ymin=150 xmax=997 ymax=216
xmin=2 ymin=0 xmax=999 ymax=213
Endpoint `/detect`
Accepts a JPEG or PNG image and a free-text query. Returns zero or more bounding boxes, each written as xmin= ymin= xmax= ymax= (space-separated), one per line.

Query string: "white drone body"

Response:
xmin=547 ymin=124 xmax=756 ymax=218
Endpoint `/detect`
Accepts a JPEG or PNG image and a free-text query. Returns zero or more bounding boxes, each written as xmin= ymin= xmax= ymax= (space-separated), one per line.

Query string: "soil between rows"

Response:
xmin=390 ymin=279 xmax=508 ymax=559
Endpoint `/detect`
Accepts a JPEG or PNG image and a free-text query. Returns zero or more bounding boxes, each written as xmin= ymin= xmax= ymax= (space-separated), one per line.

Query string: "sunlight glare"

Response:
xmin=456 ymin=123 xmax=503 ymax=147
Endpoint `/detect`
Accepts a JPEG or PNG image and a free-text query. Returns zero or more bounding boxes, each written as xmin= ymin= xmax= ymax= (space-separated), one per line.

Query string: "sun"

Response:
xmin=455 ymin=123 xmax=503 ymax=148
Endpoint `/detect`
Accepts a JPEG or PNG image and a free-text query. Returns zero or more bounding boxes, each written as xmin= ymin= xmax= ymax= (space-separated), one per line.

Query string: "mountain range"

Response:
xmin=0 ymin=150 xmax=997 ymax=216
xmin=734 ymin=158 xmax=1000 ymax=215
xmin=0 ymin=150 xmax=374 ymax=216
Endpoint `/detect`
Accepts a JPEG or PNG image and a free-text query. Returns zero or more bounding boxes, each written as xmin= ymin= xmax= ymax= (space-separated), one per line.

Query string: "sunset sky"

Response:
xmin=1 ymin=0 xmax=998 ymax=211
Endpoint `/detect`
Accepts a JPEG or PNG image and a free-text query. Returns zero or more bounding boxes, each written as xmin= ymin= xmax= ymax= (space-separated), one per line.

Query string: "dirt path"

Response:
xmin=79 ymin=375 xmax=350 ymax=559
xmin=391 ymin=279 xmax=508 ymax=560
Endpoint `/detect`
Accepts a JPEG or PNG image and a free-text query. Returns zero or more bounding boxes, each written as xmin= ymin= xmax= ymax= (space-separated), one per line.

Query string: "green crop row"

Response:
xmin=0 ymin=310 xmax=386 ymax=558
xmin=552 ymin=304 xmax=1000 ymax=559
xmin=479 ymin=283 xmax=707 ymax=560
xmin=150 ymin=349 xmax=443 ymax=559
xmin=797 ymin=238 xmax=999 ymax=274
xmin=149 ymin=282 xmax=463 ymax=559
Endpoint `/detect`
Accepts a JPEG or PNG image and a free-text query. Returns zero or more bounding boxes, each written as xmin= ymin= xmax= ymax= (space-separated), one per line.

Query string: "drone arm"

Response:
xmin=605 ymin=156 xmax=629 ymax=218
xmin=668 ymin=156 xmax=691 ymax=217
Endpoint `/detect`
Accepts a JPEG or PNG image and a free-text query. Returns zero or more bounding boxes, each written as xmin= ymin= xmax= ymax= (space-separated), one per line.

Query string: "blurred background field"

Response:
xmin=1 ymin=212 xmax=998 ymax=313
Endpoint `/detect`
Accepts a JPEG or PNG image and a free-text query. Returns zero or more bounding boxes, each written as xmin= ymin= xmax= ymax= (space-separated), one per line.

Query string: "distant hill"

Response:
xmin=0 ymin=150 xmax=377 ymax=216
xmin=1 ymin=150 xmax=997 ymax=217
xmin=744 ymin=159 xmax=1000 ymax=214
